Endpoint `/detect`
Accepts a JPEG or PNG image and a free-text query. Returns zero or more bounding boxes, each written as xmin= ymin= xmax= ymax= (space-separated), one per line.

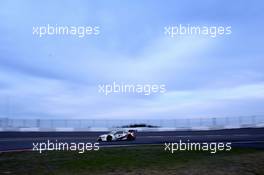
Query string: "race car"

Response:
xmin=97 ymin=130 xmax=136 ymax=142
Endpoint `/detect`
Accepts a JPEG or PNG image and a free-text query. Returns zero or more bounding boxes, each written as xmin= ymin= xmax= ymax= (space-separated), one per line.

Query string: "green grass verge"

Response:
xmin=0 ymin=145 xmax=264 ymax=175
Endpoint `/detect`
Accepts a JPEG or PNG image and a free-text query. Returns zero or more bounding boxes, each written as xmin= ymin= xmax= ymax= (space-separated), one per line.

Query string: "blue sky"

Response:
xmin=0 ymin=0 xmax=264 ymax=119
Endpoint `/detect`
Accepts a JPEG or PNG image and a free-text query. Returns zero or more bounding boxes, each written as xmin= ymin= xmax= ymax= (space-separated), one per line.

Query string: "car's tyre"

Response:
xmin=107 ymin=135 xmax=112 ymax=142
xmin=97 ymin=138 xmax=102 ymax=142
xmin=127 ymin=134 xmax=134 ymax=141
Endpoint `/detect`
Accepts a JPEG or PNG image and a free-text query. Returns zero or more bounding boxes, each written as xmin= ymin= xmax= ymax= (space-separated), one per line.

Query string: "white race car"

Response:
xmin=97 ymin=130 xmax=136 ymax=142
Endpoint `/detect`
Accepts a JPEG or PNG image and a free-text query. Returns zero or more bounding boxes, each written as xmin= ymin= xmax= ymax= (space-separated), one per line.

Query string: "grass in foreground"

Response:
xmin=0 ymin=145 xmax=264 ymax=175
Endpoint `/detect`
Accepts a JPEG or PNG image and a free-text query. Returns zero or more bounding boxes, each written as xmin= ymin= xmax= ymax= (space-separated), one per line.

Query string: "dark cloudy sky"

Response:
xmin=0 ymin=0 xmax=264 ymax=119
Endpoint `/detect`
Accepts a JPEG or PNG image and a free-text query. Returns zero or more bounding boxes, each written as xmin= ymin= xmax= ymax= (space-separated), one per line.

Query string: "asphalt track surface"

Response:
xmin=0 ymin=128 xmax=264 ymax=152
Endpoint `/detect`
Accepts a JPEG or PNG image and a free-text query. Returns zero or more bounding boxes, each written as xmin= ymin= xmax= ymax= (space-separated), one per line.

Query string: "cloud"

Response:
xmin=0 ymin=0 xmax=264 ymax=119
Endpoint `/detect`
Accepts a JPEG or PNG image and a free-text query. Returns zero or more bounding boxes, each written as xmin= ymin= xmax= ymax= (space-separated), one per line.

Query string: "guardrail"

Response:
xmin=0 ymin=116 xmax=264 ymax=131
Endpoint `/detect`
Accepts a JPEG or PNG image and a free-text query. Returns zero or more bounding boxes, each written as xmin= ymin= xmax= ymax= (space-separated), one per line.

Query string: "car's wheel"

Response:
xmin=97 ymin=138 xmax=102 ymax=142
xmin=127 ymin=134 xmax=134 ymax=141
xmin=107 ymin=135 xmax=112 ymax=142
